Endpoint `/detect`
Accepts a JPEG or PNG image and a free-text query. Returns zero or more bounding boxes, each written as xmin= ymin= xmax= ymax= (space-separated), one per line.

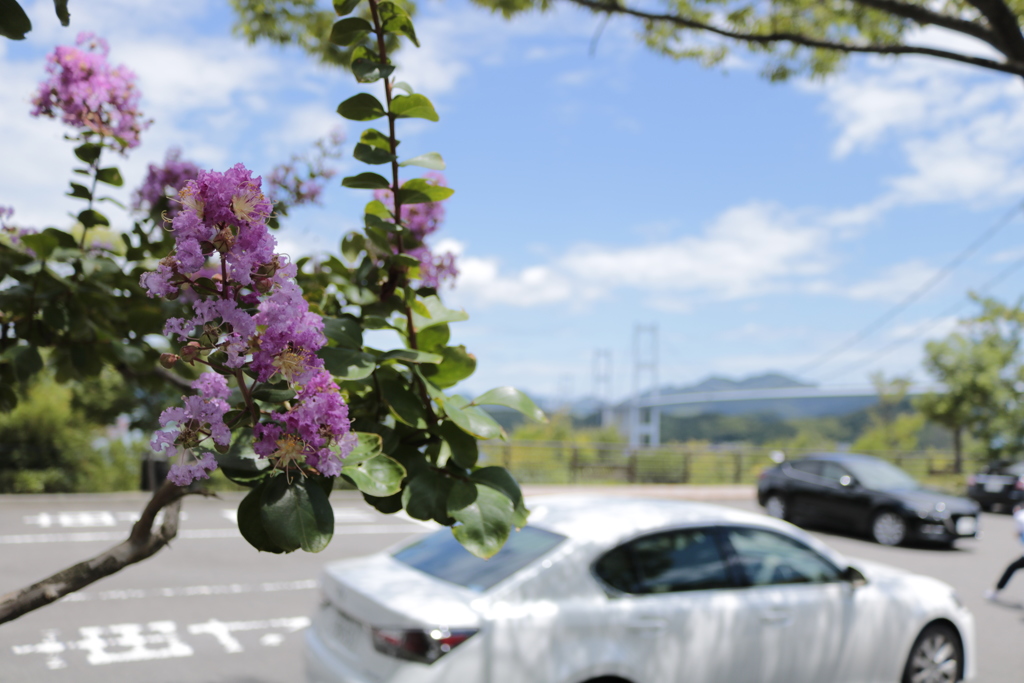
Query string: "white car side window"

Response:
xmin=726 ymin=528 xmax=841 ymax=587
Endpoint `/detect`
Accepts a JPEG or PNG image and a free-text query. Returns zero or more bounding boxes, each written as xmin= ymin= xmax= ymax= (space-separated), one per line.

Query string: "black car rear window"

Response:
xmin=393 ymin=526 xmax=567 ymax=592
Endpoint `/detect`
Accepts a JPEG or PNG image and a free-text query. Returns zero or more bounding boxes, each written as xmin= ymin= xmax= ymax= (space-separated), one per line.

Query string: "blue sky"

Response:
xmin=4 ymin=0 xmax=1024 ymax=402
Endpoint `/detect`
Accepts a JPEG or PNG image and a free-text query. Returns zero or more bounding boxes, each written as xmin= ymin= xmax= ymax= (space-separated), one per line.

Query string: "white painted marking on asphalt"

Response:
xmin=60 ymin=579 xmax=318 ymax=603
xmin=0 ymin=523 xmax=425 ymax=544
xmin=12 ymin=616 xmax=311 ymax=669
xmin=22 ymin=510 xmax=186 ymax=528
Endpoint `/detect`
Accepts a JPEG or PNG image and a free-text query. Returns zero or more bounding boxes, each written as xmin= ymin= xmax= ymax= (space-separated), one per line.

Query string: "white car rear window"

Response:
xmin=393 ymin=526 xmax=567 ymax=592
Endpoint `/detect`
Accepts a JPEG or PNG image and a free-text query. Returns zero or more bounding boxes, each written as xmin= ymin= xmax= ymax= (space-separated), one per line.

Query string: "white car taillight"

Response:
xmin=1015 ymin=476 xmax=1024 ymax=491
xmin=967 ymin=475 xmax=976 ymax=487
xmin=371 ymin=626 xmax=477 ymax=664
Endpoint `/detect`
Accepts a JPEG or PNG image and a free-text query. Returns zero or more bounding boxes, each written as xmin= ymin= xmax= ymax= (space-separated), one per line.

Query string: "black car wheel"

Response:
xmin=902 ymin=623 xmax=963 ymax=683
xmin=764 ymin=494 xmax=788 ymax=521
xmin=871 ymin=510 xmax=908 ymax=546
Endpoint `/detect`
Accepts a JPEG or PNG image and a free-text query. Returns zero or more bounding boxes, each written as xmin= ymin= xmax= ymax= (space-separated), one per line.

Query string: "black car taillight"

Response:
xmin=371 ymin=626 xmax=477 ymax=664
xmin=1016 ymin=476 xmax=1024 ymax=491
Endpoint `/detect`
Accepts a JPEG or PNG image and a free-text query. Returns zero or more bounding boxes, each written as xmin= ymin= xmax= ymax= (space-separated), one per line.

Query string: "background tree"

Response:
xmin=851 ymin=372 xmax=925 ymax=457
xmin=918 ymin=295 xmax=1024 ymax=471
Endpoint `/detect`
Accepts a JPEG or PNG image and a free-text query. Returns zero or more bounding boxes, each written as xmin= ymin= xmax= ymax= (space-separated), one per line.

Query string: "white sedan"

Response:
xmin=305 ymin=495 xmax=975 ymax=683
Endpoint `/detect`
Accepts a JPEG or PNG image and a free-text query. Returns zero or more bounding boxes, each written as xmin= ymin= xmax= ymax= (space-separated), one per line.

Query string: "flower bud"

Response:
xmin=212 ymin=225 xmax=235 ymax=253
xmin=180 ymin=341 xmax=201 ymax=363
xmin=159 ymin=353 xmax=180 ymax=369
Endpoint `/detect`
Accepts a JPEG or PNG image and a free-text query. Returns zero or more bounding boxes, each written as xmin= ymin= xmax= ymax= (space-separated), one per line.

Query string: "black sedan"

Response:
xmin=967 ymin=460 xmax=1024 ymax=511
xmin=757 ymin=452 xmax=980 ymax=546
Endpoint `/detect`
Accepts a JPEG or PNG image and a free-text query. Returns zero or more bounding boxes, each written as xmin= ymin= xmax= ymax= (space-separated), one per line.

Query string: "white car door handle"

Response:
xmin=760 ymin=608 xmax=792 ymax=625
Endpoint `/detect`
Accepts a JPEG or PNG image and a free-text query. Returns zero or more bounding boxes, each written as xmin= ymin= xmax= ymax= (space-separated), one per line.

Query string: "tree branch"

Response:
xmin=564 ymin=0 xmax=1024 ymax=78
xmin=0 ymin=480 xmax=196 ymax=624
xmin=964 ymin=0 xmax=1024 ymax=62
xmin=852 ymin=0 xmax=999 ymax=52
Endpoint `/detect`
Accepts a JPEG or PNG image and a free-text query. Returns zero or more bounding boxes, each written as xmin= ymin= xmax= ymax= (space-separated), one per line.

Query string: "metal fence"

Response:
xmin=478 ymin=441 xmax=977 ymax=491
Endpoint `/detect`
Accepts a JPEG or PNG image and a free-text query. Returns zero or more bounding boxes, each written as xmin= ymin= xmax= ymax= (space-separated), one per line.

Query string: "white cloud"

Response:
xmin=846 ymin=260 xmax=940 ymax=302
xmin=448 ymin=202 xmax=829 ymax=308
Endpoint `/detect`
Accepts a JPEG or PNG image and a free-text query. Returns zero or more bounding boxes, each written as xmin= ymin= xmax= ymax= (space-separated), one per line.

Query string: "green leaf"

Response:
xmin=333 ymin=0 xmax=361 ymax=15
xmin=470 ymin=466 xmax=523 ymax=507
xmin=380 ymin=377 xmax=429 ymax=428
xmin=399 ymin=152 xmax=445 ymax=170
xmin=19 ymin=232 xmax=60 ymax=259
xmin=3 ymin=345 xmax=43 ymax=382
xmin=323 ymin=315 xmax=363 ymax=348
xmin=345 ymin=432 xmax=383 ymax=465
xmin=421 ymin=345 xmax=476 ymax=389
xmin=447 ymin=479 xmax=477 ymax=512
xmin=342 ymin=172 xmax=390 ymax=189
xmin=353 ymin=143 xmax=396 ymax=165
xmin=77 ymin=209 xmax=109 ymax=228
xmin=470 ymin=386 xmax=547 ymax=423
xmin=53 ymin=0 xmax=69 ymax=25
xmin=237 ymin=482 xmax=287 ymax=553
xmin=0 ymin=0 xmax=31 ymax=39
xmin=362 ymin=491 xmax=403 ymax=514
xmin=341 ymin=454 xmax=405 ymax=496
xmin=260 ymin=475 xmax=335 ymax=553
xmin=73 ymin=142 xmax=101 ymax=164
xmin=413 ymin=323 xmax=449 ymax=352
xmin=251 ymin=385 xmax=297 ymax=403
xmin=438 ymin=420 xmax=478 ymax=469
xmin=451 ymin=484 xmax=514 ymax=559
xmin=379 ymin=1 xmax=418 ymax=46
xmin=393 ymin=81 xmax=414 ymax=95
xmin=397 ymin=178 xmax=454 ymax=205
xmin=96 ymin=167 xmax=123 ymax=187
xmin=442 ymin=395 xmax=505 ymax=440
xmin=341 ymin=232 xmax=365 ymax=262
xmin=391 ymin=94 xmax=438 ymax=121
xmin=337 ymin=93 xmax=386 ymax=121
xmin=402 ymin=469 xmax=452 ymax=522
xmin=328 ymin=17 xmax=371 ymax=46
xmin=319 ymin=346 xmax=376 ymax=380
xmin=67 ymin=182 xmax=91 ymax=200
xmin=352 ymin=57 xmax=395 ymax=84
xmin=215 ymin=449 xmax=269 ymax=487
xmin=379 ymin=348 xmax=443 ymax=364
xmin=360 ymin=128 xmax=392 ymax=152
xmin=410 ymin=295 xmax=468 ymax=331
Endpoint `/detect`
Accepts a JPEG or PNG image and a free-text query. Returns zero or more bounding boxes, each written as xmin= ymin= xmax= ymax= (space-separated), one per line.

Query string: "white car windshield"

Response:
xmin=393 ymin=526 xmax=567 ymax=592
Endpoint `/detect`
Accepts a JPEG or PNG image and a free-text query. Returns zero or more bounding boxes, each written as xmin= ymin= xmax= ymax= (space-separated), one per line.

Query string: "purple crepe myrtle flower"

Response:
xmin=132 ymin=148 xmax=201 ymax=219
xmin=372 ymin=173 xmax=458 ymax=287
xmin=142 ymin=163 xmax=354 ymax=484
xmin=0 ymin=206 xmax=37 ymax=255
xmin=31 ymin=33 xmax=150 ymax=152
xmin=267 ymin=128 xmax=344 ymax=210
xmin=168 ymin=452 xmax=218 ymax=486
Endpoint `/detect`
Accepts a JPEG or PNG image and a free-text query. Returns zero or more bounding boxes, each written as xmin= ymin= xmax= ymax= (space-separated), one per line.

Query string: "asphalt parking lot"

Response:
xmin=1 ymin=486 xmax=1022 ymax=682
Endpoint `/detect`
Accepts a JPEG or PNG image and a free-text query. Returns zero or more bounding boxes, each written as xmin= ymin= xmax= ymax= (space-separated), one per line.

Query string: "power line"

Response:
xmin=795 ymin=200 xmax=1024 ymax=379
xmin=818 ymin=251 xmax=1024 ymax=383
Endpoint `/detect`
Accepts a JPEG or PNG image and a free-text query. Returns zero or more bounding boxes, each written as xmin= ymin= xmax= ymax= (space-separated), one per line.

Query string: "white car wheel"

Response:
xmin=764 ymin=495 xmax=787 ymax=520
xmin=872 ymin=511 xmax=907 ymax=546
xmin=902 ymin=623 xmax=962 ymax=683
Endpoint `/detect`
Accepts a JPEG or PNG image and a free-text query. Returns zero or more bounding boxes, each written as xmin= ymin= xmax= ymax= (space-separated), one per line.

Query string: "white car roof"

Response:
xmin=522 ymin=494 xmax=848 ymax=566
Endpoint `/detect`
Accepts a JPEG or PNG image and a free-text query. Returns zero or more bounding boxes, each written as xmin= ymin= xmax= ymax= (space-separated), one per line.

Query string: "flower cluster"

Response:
xmin=132 ymin=148 xmax=201 ymax=220
xmin=143 ymin=164 xmax=355 ymax=484
xmin=266 ymin=129 xmax=345 ymax=211
xmin=0 ymin=206 xmax=37 ymax=254
xmin=374 ymin=173 xmax=458 ymax=288
xmin=152 ymin=374 xmax=230 ymax=485
xmin=31 ymin=33 xmax=150 ymax=151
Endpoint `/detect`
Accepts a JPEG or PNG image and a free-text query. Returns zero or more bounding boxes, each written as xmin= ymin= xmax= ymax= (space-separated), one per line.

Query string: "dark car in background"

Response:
xmin=758 ymin=452 xmax=980 ymax=547
xmin=967 ymin=460 xmax=1024 ymax=511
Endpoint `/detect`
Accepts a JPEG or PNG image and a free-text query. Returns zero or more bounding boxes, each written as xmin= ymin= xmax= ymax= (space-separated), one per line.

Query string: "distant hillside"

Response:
xmin=659 ymin=372 xmax=814 ymax=395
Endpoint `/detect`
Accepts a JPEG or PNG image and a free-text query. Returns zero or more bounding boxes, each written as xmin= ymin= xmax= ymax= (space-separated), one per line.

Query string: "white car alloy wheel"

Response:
xmin=765 ymin=495 xmax=786 ymax=520
xmin=902 ymin=623 xmax=962 ymax=683
xmin=872 ymin=511 xmax=907 ymax=546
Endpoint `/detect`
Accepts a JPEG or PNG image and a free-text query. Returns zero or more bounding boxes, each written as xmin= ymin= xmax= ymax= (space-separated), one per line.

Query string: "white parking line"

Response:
xmin=60 ymin=579 xmax=318 ymax=603
xmin=0 ymin=523 xmax=426 ymax=544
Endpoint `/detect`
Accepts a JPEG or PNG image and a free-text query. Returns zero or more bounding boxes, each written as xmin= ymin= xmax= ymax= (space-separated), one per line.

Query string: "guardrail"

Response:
xmin=478 ymin=441 xmax=976 ymax=491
